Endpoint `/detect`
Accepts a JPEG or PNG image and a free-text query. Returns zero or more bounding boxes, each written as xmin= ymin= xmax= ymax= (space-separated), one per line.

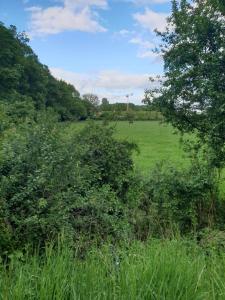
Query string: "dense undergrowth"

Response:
xmin=1 ymin=113 xmax=224 ymax=255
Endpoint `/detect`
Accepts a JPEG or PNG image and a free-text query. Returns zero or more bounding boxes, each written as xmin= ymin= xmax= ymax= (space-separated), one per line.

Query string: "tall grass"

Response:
xmin=0 ymin=239 xmax=225 ymax=299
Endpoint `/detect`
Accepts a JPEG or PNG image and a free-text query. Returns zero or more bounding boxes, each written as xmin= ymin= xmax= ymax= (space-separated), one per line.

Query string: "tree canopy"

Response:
xmin=145 ymin=0 xmax=225 ymax=164
xmin=0 ymin=22 xmax=89 ymax=121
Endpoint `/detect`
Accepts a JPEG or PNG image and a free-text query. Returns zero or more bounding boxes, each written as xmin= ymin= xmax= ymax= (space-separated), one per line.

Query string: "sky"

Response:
xmin=0 ymin=0 xmax=172 ymax=104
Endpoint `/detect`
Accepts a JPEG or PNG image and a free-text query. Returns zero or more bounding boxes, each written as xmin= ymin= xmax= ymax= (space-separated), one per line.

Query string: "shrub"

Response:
xmin=70 ymin=186 xmax=131 ymax=243
xmin=198 ymin=228 xmax=225 ymax=254
xmin=0 ymin=119 xmax=136 ymax=253
xmin=139 ymin=161 xmax=219 ymax=237
xmin=74 ymin=123 xmax=138 ymax=195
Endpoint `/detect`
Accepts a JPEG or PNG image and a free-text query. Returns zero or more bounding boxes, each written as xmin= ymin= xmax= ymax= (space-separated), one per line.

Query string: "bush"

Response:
xmin=138 ymin=161 xmax=219 ymax=237
xmin=70 ymin=186 xmax=131 ymax=243
xmin=74 ymin=123 xmax=138 ymax=195
xmin=198 ymin=228 xmax=225 ymax=254
xmin=0 ymin=119 xmax=136 ymax=253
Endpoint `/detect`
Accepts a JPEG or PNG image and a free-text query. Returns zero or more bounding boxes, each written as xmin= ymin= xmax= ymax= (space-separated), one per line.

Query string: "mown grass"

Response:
xmin=0 ymin=239 xmax=225 ymax=300
xmin=67 ymin=121 xmax=188 ymax=172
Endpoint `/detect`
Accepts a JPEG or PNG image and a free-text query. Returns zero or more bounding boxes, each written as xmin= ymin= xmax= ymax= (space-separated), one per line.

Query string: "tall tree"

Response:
xmin=102 ymin=98 xmax=109 ymax=106
xmin=83 ymin=93 xmax=99 ymax=108
xmin=145 ymin=0 xmax=225 ymax=165
xmin=101 ymin=98 xmax=110 ymax=111
xmin=0 ymin=22 xmax=88 ymax=121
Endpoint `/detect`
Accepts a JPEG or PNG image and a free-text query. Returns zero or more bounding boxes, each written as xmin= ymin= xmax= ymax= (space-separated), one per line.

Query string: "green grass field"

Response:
xmin=67 ymin=121 xmax=188 ymax=172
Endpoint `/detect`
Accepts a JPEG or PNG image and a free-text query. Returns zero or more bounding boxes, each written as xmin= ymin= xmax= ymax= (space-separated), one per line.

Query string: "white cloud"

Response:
xmin=112 ymin=29 xmax=136 ymax=40
xmin=131 ymin=0 xmax=170 ymax=4
xmin=119 ymin=29 xmax=130 ymax=35
xmin=50 ymin=67 xmax=158 ymax=104
xmin=117 ymin=29 xmax=131 ymax=36
xmin=26 ymin=0 xmax=107 ymax=37
xmin=96 ymin=70 xmax=150 ymax=89
xmin=137 ymin=50 xmax=159 ymax=59
xmin=64 ymin=0 xmax=107 ymax=9
xmin=134 ymin=8 xmax=168 ymax=32
xmin=130 ymin=37 xmax=154 ymax=49
xmin=129 ymin=36 xmax=161 ymax=60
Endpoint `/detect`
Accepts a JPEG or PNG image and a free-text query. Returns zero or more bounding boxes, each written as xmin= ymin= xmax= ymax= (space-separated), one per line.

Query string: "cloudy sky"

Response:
xmin=1 ymin=0 xmax=171 ymax=104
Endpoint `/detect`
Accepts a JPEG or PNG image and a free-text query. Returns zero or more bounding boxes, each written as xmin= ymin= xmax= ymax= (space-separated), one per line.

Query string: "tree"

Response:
xmin=0 ymin=22 xmax=48 ymax=107
xmin=0 ymin=22 xmax=88 ymax=121
xmin=145 ymin=0 xmax=225 ymax=166
xmin=101 ymin=98 xmax=110 ymax=111
xmin=102 ymin=98 xmax=109 ymax=106
xmin=83 ymin=93 xmax=99 ymax=108
xmin=46 ymin=76 xmax=86 ymax=121
xmin=0 ymin=23 xmax=26 ymax=100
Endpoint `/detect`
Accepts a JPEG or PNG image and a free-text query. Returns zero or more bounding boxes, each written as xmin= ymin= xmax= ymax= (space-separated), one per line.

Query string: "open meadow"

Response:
xmin=67 ymin=121 xmax=188 ymax=173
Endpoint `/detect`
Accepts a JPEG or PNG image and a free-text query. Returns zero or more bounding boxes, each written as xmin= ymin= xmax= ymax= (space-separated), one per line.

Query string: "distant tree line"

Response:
xmin=100 ymin=100 xmax=147 ymax=112
xmin=98 ymin=99 xmax=162 ymax=122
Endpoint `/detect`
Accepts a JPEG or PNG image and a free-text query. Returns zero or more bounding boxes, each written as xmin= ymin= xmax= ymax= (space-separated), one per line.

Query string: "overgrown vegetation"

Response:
xmin=0 ymin=118 xmax=139 ymax=253
xmin=1 ymin=114 xmax=224 ymax=254
xmin=1 ymin=1 xmax=225 ymax=297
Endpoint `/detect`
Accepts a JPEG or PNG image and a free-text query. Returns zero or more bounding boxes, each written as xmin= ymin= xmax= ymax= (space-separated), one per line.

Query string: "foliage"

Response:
xmin=0 ymin=22 xmax=88 ymax=121
xmin=198 ymin=228 xmax=225 ymax=253
xmin=70 ymin=186 xmax=131 ymax=243
xmin=97 ymin=110 xmax=163 ymax=121
xmin=0 ymin=119 xmax=136 ymax=252
xmin=74 ymin=123 xmax=138 ymax=195
xmin=0 ymin=103 xmax=10 ymax=135
xmin=101 ymin=97 xmax=110 ymax=110
xmin=82 ymin=93 xmax=99 ymax=115
xmin=145 ymin=0 xmax=225 ymax=166
xmin=141 ymin=161 xmax=219 ymax=236
xmin=46 ymin=76 xmax=87 ymax=121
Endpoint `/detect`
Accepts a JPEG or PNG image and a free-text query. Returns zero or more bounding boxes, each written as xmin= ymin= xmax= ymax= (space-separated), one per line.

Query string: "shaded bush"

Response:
xmin=198 ymin=228 xmax=225 ymax=253
xmin=138 ymin=161 xmax=219 ymax=238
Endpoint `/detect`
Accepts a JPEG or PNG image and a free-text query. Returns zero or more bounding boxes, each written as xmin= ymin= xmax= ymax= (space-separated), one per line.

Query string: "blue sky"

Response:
xmin=0 ymin=0 xmax=172 ymax=103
